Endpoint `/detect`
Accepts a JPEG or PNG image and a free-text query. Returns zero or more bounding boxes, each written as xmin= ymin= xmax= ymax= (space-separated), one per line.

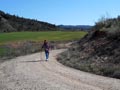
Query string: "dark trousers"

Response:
xmin=45 ymin=51 xmax=49 ymax=60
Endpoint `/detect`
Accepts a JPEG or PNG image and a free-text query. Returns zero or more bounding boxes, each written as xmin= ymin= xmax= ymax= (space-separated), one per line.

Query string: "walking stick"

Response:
xmin=40 ymin=49 xmax=42 ymax=60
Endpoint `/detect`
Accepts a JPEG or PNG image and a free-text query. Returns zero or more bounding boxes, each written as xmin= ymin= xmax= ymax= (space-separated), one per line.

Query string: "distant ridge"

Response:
xmin=58 ymin=25 xmax=92 ymax=31
xmin=0 ymin=10 xmax=57 ymax=32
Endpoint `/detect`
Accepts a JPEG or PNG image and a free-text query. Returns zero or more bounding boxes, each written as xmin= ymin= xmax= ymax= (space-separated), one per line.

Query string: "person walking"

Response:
xmin=41 ymin=40 xmax=50 ymax=61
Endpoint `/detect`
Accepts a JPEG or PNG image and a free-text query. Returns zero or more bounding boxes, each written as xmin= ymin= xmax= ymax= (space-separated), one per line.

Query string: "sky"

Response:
xmin=0 ymin=0 xmax=120 ymax=25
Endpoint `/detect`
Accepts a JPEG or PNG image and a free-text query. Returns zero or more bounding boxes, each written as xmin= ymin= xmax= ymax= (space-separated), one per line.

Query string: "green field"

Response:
xmin=0 ymin=31 xmax=87 ymax=59
xmin=0 ymin=31 xmax=87 ymax=44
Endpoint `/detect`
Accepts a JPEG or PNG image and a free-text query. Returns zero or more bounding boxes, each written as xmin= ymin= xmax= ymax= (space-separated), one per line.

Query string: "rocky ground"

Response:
xmin=57 ymin=30 xmax=120 ymax=79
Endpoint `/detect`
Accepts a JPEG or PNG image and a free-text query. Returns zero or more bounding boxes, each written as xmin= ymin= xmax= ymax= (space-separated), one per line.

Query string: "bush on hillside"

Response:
xmin=57 ymin=16 xmax=120 ymax=79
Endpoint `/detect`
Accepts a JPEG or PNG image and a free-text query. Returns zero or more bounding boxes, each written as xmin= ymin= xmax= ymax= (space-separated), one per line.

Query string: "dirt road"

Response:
xmin=0 ymin=49 xmax=120 ymax=90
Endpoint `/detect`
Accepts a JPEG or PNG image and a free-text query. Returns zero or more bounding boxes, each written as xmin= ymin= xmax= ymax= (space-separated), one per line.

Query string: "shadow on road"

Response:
xmin=20 ymin=60 xmax=46 ymax=63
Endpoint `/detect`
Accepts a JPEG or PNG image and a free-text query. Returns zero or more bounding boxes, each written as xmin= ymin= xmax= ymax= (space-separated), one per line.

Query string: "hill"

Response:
xmin=57 ymin=16 xmax=120 ymax=79
xmin=0 ymin=10 xmax=57 ymax=32
xmin=58 ymin=25 xmax=92 ymax=31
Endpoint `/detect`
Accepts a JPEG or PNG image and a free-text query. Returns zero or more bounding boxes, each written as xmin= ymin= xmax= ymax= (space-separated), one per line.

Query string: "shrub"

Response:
xmin=107 ymin=26 xmax=120 ymax=39
xmin=113 ymin=70 xmax=120 ymax=79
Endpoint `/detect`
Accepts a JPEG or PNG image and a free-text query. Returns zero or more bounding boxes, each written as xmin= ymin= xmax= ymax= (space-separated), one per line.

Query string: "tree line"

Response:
xmin=0 ymin=10 xmax=57 ymax=32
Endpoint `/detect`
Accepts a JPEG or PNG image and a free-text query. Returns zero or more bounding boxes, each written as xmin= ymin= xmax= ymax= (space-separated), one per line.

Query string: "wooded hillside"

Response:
xmin=0 ymin=10 xmax=57 ymax=32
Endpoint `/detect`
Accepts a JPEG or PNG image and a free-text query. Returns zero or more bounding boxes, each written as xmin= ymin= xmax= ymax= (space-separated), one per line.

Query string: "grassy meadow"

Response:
xmin=0 ymin=31 xmax=87 ymax=44
xmin=0 ymin=31 xmax=87 ymax=59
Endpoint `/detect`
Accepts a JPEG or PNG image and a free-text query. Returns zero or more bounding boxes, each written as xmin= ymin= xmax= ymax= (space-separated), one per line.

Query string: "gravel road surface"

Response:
xmin=0 ymin=49 xmax=120 ymax=90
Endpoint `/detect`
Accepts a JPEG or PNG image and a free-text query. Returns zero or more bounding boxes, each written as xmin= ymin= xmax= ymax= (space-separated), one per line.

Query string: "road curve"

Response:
xmin=0 ymin=49 xmax=120 ymax=90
